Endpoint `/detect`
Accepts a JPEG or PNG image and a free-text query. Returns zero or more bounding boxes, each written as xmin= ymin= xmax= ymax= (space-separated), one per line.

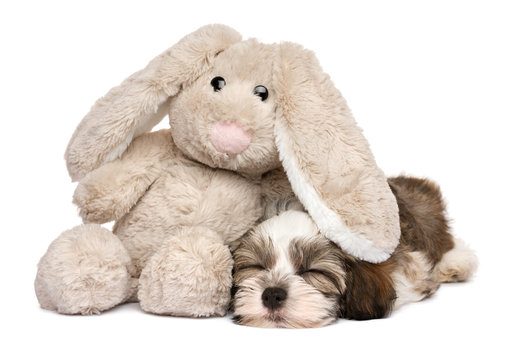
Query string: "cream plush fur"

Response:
xmin=35 ymin=24 xmax=400 ymax=316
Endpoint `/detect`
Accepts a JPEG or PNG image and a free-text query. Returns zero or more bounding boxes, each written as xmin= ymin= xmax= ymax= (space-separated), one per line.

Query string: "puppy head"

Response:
xmin=231 ymin=211 xmax=346 ymax=328
xmin=231 ymin=209 xmax=397 ymax=328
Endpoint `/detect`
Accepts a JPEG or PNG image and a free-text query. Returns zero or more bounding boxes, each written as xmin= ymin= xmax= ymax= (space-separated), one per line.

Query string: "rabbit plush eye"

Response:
xmin=253 ymin=85 xmax=268 ymax=101
xmin=211 ymin=76 xmax=226 ymax=92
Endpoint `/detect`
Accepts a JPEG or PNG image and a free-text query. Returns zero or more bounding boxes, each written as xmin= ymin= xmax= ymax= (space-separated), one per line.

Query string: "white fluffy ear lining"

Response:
xmin=273 ymin=42 xmax=400 ymax=263
xmin=65 ymin=24 xmax=242 ymax=181
xmin=274 ymin=124 xmax=394 ymax=263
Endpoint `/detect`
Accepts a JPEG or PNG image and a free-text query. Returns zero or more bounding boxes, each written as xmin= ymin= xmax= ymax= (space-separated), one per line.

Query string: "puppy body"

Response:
xmin=231 ymin=176 xmax=478 ymax=328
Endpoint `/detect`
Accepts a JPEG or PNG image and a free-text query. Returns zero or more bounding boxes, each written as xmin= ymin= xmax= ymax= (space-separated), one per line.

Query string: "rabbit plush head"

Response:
xmin=168 ymin=38 xmax=280 ymax=176
xmin=65 ymin=25 xmax=400 ymax=263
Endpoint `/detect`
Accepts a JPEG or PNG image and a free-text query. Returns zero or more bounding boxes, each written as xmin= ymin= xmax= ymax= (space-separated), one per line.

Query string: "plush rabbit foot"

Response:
xmin=138 ymin=227 xmax=233 ymax=317
xmin=35 ymin=224 xmax=136 ymax=315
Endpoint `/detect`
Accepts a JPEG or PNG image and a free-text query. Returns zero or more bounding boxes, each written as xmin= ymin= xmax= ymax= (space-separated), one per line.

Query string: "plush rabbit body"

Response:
xmin=35 ymin=25 xmax=400 ymax=316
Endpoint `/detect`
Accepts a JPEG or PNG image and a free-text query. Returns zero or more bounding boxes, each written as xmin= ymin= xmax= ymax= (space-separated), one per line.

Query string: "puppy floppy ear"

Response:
xmin=340 ymin=260 xmax=396 ymax=320
xmin=65 ymin=24 xmax=241 ymax=181
xmin=273 ymin=42 xmax=400 ymax=263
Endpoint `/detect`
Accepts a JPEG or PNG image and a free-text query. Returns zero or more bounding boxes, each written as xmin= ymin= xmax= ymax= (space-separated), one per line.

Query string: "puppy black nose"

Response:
xmin=261 ymin=287 xmax=287 ymax=310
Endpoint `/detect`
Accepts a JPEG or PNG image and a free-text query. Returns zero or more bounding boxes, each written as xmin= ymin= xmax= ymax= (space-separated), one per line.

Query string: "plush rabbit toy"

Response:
xmin=35 ymin=24 xmax=400 ymax=316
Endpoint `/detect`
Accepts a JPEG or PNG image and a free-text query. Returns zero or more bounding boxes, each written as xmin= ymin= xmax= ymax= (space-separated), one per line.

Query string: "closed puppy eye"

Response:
xmin=300 ymin=269 xmax=341 ymax=294
xmin=242 ymin=264 xmax=265 ymax=271
xmin=211 ymin=76 xmax=226 ymax=91
xmin=253 ymin=85 xmax=268 ymax=101
xmin=299 ymin=268 xmax=328 ymax=277
xmin=235 ymin=263 xmax=265 ymax=272
xmin=233 ymin=263 xmax=266 ymax=284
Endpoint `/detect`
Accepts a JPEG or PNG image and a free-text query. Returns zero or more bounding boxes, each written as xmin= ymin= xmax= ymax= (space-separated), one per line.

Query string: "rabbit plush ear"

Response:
xmin=273 ymin=42 xmax=400 ymax=263
xmin=65 ymin=24 xmax=241 ymax=181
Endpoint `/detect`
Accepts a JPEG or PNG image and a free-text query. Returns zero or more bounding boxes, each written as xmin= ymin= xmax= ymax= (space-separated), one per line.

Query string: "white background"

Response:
xmin=1 ymin=0 xmax=508 ymax=359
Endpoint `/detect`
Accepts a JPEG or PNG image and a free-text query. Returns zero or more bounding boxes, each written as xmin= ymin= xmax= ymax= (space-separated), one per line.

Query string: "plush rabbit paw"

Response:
xmin=72 ymin=181 xmax=119 ymax=223
xmin=138 ymin=227 xmax=233 ymax=317
xmin=72 ymin=171 xmax=143 ymax=224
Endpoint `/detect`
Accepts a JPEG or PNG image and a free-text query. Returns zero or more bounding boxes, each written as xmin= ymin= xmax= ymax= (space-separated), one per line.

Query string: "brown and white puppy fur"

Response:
xmin=231 ymin=176 xmax=478 ymax=328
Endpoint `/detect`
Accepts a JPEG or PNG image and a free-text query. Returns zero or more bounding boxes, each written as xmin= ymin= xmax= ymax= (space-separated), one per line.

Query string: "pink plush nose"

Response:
xmin=210 ymin=121 xmax=252 ymax=155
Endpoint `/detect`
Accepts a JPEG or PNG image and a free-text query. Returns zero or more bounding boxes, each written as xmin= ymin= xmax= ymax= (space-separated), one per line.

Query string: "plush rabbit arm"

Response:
xmin=65 ymin=24 xmax=241 ymax=181
xmin=273 ymin=43 xmax=400 ymax=263
xmin=73 ymin=130 xmax=173 ymax=223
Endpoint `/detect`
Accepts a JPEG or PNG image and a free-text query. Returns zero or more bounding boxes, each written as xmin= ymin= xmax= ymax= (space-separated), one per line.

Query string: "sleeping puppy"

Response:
xmin=230 ymin=176 xmax=478 ymax=328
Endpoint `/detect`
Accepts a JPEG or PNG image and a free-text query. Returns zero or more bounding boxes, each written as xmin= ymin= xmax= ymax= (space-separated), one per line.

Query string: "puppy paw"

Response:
xmin=436 ymin=238 xmax=478 ymax=283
